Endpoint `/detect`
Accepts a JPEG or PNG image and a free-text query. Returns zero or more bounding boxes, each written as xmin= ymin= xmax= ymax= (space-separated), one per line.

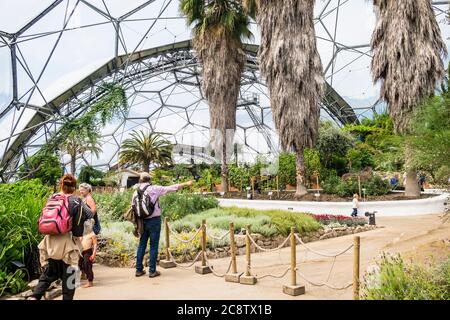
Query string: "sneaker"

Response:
xmin=135 ymin=270 xmax=146 ymax=277
xmin=149 ymin=271 xmax=161 ymax=278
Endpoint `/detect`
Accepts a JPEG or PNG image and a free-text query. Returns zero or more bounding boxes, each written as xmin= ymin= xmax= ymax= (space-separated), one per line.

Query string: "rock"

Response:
xmin=237 ymin=247 xmax=246 ymax=256
xmin=20 ymin=289 xmax=34 ymax=298
xmin=256 ymin=240 xmax=264 ymax=246
xmin=302 ymin=236 xmax=310 ymax=243
xmin=45 ymin=288 xmax=62 ymax=300
xmin=28 ymin=279 xmax=39 ymax=290
xmin=250 ymin=233 xmax=262 ymax=242
xmin=235 ymin=235 xmax=246 ymax=248
xmin=216 ymin=247 xmax=224 ymax=252
xmin=318 ymin=229 xmax=325 ymax=236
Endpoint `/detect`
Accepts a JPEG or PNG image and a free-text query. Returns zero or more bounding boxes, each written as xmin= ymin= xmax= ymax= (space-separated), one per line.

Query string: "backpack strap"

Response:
xmin=137 ymin=184 xmax=151 ymax=199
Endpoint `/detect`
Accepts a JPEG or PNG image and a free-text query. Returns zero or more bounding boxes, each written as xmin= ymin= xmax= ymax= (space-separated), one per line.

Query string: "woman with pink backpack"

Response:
xmin=29 ymin=174 xmax=95 ymax=300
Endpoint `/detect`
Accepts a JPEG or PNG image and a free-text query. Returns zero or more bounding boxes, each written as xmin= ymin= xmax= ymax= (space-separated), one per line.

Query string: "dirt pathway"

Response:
xmin=73 ymin=214 xmax=450 ymax=300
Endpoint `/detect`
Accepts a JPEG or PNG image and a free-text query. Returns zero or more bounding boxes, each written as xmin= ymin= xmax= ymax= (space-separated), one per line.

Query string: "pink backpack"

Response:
xmin=38 ymin=194 xmax=72 ymax=235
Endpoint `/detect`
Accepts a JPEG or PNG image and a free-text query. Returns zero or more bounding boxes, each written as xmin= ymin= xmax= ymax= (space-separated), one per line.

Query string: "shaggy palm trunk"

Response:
xmin=370 ymin=0 xmax=447 ymax=198
xmin=404 ymin=145 xmax=420 ymax=197
xmin=405 ymin=168 xmax=420 ymax=197
xmin=70 ymin=153 xmax=76 ymax=175
xmin=194 ymin=32 xmax=246 ymax=194
xmin=295 ymin=149 xmax=308 ymax=196
xmin=143 ymin=160 xmax=150 ymax=173
xmin=221 ymin=127 xmax=229 ymax=193
xmin=254 ymin=0 xmax=324 ymax=197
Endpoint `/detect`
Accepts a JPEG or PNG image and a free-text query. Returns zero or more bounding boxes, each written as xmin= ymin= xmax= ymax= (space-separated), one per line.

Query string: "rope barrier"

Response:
xmin=168 ymin=225 xmax=202 ymax=243
xmin=295 ymin=234 xmax=354 ymax=257
xmin=206 ymin=229 xmax=231 ymax=241
xmin=296 ymin=269 xmax=353 ymax=290
xmin=247 ymin=233 xmax=291 ymax=253
xmin=205 ymin=258 xmax=233 ymax=278
xmin=167 ymin=250 xmax=202 ymax=269
xmin=255 ymin=267 xmax=291 ymax=280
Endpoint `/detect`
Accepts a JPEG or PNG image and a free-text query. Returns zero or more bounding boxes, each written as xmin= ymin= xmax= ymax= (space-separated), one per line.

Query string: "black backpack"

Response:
xmin=132 ymin=185 xmax=155 ymax=219
xmin=70 ymin=197 xmax=86 ymax=237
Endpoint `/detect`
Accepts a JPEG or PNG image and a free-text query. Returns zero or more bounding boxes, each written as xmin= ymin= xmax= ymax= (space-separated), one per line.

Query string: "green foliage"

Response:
xmin=180 ymin=0 xmax=253 ymax=42
xmin=228 ymin=164 xmax=250 ymax=190
xmin=304 ymin=148 xmax=321 ymax=183
xmin=119 ymin=130 xmax=173 ymax=172
xmin=346 ymin=143 xmax=375 ymax=171
xmin=94 ymin=191 xmax=133 ymax=222
xmin=171 ymin=207 xmax=320 ymax=237
xmin=196 ymin=168 xmax=220 ymax=191
xmin=362 ymin=253 xmax=450 ymax=300
xmin=100 ymin=221 xmax=138 ymax=266
xmin=317 ymin=121 xmax=354 ymax=170
xmin=364 ymin=175 xmax=391 ymax=196
xmin=345 ymin=113 xmax=403 ymax=172
xmin=322 ymin=174 xmax=391 ymax=197
xmin=434 ymin=165 xmax=450 ymax=185
xmin=18 ymin=152 xmax=63 ymax=186
xmin=406 ymin=94 xmax=450 ymax=181
xmin=159 ymin=193 xmax=219 ymax=221
xmin=78 ymin=166 xmax=105 ymax=186
xmin=277 ymin=152 xmax=297 ymax=188
xmin=42 ymin=82 xmax=127 ymax=155
xmin=0 ymin=180 xmax=51 ymax=296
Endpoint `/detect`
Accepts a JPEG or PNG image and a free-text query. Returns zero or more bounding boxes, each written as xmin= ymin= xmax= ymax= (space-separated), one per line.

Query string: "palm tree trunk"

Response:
xmin=404 ymin=145 xmax=420 ymax=197
xmin=221 ymin=128 xmax=229 ymax=193
xmin=405 ymin=168 xmax=420 ymax=197
xmin=70 ymin=154 xmax=76 ymax=175
xmin=295 ymin=149 xmax=308 ymax=197
xmin=143 ymin=160 xmax=150 ymax=173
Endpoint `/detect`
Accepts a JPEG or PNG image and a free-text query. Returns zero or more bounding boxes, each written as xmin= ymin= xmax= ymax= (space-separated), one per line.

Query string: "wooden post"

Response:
xmin=251 ymin=177 xmax=255 ymax=197
xmin=201 ymin=219 xmax=207 ymax=267
xmin=225 ymin=222 xmax=243 ymax=282
xmin=283 ymin=227 xmax=305 ymax=296
xmin=159 ymin=217 xmax=176 ymax=268
xmin=358 ymin=175 xmax=362 ymax=198
xmin=276 ymin=175 xmax=279 ymax=197
xmin=239 ymin=225 xmax=257 ymax=285
xmin=195 ymin=219 xmax=212 ymax=274
xmin=290 ymin=227 xmax=296 ymax=286
xmin=353 ymin=236 xmax=361 ymax=300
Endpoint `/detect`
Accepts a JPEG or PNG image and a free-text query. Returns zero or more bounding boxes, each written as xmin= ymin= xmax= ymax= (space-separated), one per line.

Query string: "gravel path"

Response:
xmin=72 ymin=214 xmax=450 ymax=300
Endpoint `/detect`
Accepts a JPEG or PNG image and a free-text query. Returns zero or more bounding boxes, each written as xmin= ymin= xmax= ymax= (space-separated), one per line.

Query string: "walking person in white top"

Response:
xmin=351 ymin=194 xmax=359 ymax=217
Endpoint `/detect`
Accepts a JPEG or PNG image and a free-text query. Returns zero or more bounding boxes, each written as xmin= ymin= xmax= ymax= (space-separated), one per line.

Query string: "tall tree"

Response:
xmin=370 ymin=0 xmax=447 ymax=196
xmin=180 ymin=0 xmax=253 ymax=192
xmin=119 ymin=130 xmax=173 ymax=172
xmin=243 ymin=0 xmax=325 ymax=196
xmin=60 ymin=132 xmax=101 ymax=175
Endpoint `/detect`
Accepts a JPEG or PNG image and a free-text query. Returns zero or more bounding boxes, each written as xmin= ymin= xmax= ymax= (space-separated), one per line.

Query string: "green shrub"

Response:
xmin=160 ymin=193 xmax=219 ymax=221
xmin=362 ymin=253 xmax=450 ymax=300
xmin=322 ymin=174 xmax=391 ymax=197
xmin=364 ymin=175 xmax=391 ymax=196
xmin=0 ymin=180 xmax=51 ymax=296
xmin=94 ymin=191 xmax=133 ymax=222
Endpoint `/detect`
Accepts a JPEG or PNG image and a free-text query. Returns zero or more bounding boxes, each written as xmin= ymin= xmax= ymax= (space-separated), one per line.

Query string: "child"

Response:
xmin=351 ymin=194 xmax=359 ymax=217
xmin=78 ymin=220 xmax=97 ymax=288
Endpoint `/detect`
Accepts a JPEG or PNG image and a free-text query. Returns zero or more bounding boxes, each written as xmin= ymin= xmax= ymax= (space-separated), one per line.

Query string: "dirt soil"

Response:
xmin=71 ymin=214 xmax=450 ymax=300
xmin=222 ymin=191 xmax=435 ymax=202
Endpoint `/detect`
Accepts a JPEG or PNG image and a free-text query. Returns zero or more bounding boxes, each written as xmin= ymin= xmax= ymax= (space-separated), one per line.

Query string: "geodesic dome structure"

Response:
xmin=0 ymin=0 xmax=449 ymax=181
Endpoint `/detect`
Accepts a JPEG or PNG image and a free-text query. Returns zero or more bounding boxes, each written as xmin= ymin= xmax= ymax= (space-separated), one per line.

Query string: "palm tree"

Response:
xmin=60 ymin=132 xmax=102 ymax=175
xmin=180 ymin=0 xmax=253 ymax=193
xmin=119 ymin=130 xmax=173 ymax=172
xmin=243 ymin=0 xmax=325 ymax=197
xmin=370 ymin=0 xmax=447 ymax=196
